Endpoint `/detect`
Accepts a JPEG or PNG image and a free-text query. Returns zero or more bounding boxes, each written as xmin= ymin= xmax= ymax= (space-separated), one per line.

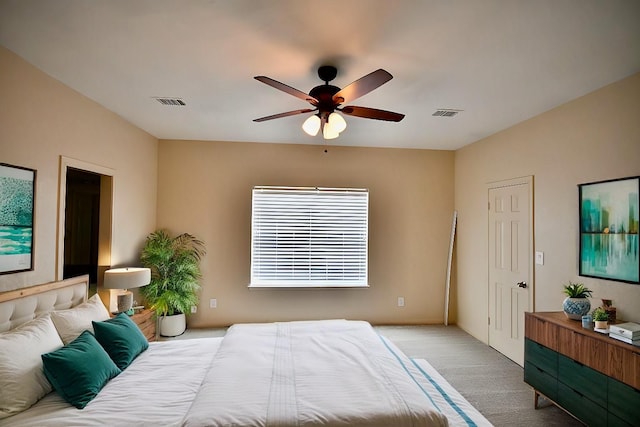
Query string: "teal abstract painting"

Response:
xmin=579 ymin=176 xmax=639 ymax=284
xmin=0 ymin=163 xmax=36 ymax=274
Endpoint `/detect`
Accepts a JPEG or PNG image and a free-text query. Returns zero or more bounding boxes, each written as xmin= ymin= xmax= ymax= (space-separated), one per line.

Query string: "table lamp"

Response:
xmin=103 ymin=267 xmax=151 ymax=314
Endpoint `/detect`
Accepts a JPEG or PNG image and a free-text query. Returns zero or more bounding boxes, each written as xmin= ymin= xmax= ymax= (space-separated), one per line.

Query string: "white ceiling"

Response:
xmin=1 ymin=0 xmax=639 ymax=150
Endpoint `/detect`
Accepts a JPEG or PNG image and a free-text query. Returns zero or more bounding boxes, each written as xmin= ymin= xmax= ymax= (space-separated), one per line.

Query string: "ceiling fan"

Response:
xmin=253 ymin=65 xmax=405 ymax=140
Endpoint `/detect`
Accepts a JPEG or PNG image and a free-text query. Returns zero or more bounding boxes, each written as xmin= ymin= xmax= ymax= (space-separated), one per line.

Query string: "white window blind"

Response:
xmin=250 ymin=186 xmax=369 ymax=288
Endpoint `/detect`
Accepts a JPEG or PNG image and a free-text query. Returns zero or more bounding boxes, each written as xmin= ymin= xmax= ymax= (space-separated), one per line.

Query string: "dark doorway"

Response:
xmin=63 ymin=168 xmax=101 ymax=284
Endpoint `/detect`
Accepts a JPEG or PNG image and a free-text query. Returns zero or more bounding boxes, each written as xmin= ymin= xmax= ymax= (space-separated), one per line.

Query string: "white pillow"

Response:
xmin=50 ymin=293 xmax=110 ymax=344
xmin=0 ymin=314 xmax=64 ymax=419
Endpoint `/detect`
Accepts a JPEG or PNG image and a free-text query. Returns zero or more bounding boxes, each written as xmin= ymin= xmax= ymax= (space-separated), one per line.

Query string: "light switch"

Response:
xmin=535 ymin=251 xmax=544 ymax=265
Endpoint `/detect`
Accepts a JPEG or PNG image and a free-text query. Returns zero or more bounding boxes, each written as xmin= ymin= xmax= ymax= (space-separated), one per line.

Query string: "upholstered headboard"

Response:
xmin=0 ymin=275 xmax=88 ymax=332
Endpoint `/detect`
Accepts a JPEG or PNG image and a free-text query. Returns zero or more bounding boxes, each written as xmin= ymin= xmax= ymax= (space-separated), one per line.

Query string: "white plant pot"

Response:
xmin=158 ymin=313 xmax=186 ymax=337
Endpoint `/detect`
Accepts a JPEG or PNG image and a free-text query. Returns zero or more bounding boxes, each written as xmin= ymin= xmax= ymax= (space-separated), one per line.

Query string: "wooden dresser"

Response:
xmin=524 ymin=311 xmax=640 ymax=426
xmin=129 ymin=308 xmax=157 ymax=342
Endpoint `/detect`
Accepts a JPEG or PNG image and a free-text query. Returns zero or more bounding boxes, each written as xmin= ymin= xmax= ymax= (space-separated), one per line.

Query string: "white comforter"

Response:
xmin=4 ymin=320 xmax=451 ymax=427
xmin=2 ymin=337 xmax=222 ymax=427
xmin=183 ymin=319 xmax=449 ymax=427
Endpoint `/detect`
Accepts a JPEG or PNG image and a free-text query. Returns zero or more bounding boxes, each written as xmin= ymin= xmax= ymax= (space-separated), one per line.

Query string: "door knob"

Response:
xmin=517 ymin=281 xmax=527 ymax=288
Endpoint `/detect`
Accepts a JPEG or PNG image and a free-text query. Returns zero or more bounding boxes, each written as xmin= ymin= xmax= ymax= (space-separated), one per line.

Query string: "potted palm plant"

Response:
xmin=562 ymin=282 xmax=593 ymax=320
xmin=140 ymin=230 xmax=205 ymax=337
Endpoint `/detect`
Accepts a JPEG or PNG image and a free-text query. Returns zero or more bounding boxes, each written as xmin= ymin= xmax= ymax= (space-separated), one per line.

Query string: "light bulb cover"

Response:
xmin=302 ymin=115 xmax=321 ymax=136
xmin=323 ymin=124 xmax=340 ymax=139
xmin=327 ymin=112 xmax=347 ymax=133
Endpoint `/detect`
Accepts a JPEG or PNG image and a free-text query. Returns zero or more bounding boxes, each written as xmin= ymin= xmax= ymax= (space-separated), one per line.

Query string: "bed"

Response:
xmin=0 ymin=276 xmax=491 ymax=427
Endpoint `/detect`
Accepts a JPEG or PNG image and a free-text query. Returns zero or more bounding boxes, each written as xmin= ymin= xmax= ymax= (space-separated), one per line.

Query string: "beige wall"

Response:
xmin=3 ymin=41 xmax=638 ymax=335
xmin=157 ymin=140 xmax=455 ymax=327
xmin=455 ymin=72 xmax=640 ymax=343
xmin=0 ymin=46 xmax=158 ymax=292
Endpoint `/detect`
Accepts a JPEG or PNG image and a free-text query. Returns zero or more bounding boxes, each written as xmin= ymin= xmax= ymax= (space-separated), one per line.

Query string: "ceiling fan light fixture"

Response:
xmin=327 ymin=112 xmax=347 ymax=133
xmin=255 ymin=66 xmax=404 ymax=139
xmin=302 ymin=114 xmax=321 ymax=136
xmin=322 ymin=123 xmax=340 ymax=140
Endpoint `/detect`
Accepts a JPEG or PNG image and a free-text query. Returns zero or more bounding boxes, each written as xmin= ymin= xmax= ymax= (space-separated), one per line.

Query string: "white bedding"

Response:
xmin=3 ymin=320 xmax=492 ymax=427
xmin=2 ymin=337 xmax=222 ymax=427
xmin=183 ymin=319 xmax=449 ymax=427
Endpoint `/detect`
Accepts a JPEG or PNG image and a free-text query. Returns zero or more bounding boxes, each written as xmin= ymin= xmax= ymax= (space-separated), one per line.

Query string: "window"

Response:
xmin=250 ymin=186 xmax=369 ymax=288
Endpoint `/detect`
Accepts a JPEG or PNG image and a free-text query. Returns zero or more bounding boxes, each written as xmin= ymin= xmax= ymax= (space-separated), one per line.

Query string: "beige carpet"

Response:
xmin=376 ymin=325 xmax=583 ymax=427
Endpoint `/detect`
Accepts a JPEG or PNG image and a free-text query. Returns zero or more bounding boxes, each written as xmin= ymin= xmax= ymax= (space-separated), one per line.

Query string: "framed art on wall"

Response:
xmin=579 ymin=176 xmax=639 ymax=284
xmin=0 ymin=163 xmax=36 ymax=274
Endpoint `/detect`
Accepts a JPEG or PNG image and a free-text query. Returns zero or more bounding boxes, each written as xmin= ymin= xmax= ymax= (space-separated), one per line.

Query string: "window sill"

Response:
xmin=248 ymin=283 xmax=370 ymax=289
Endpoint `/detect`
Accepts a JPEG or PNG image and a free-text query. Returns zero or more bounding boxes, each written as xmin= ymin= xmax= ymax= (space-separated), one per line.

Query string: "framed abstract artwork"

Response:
xmin=0 ymin=163 xmax=36 ymax=274
xmin=579 ymin=176 xmax=639 ymax=284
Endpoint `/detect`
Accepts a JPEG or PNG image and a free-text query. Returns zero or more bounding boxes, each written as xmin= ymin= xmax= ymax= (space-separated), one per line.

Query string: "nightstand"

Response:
xmin=130 ymin=309 xmax=157 ymax=342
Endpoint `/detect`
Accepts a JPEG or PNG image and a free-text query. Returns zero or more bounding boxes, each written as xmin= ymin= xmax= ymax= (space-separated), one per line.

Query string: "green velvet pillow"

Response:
xmin=41 ymin=330 xmax=121 ymax=409
xmin=92 ymin=313 xmax=149 ymax=370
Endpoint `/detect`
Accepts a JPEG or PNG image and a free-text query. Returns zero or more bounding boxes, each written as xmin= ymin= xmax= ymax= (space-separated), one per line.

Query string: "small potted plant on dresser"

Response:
xmin=562 ymin=282 xmax=593 ymax=320
xmin=592 ymin=307 xmax=609 ymax=331
xmin=140 ymin=230 xmax=205 ymax=337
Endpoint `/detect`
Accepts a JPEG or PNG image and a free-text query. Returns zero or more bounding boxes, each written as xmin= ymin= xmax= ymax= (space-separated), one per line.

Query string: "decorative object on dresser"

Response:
xmin=140 ymin=230 xmax=205 ymax=337
xmin=561 ymin=282 xmax=592 ymax=319
xmin=581 ymin=314 xmax=592 ymax=329
xmin=602 ymin=299 xmax=617 ymax=324
xmin=524 ymin=311 xmax=640 ymax=426
xmin=103 ymin=267 xmax=151 ymax=314
xmin=592 ymin=306 xmax=609 ymax=332
xmin=609 ymin=322 xmax=640 ymax=346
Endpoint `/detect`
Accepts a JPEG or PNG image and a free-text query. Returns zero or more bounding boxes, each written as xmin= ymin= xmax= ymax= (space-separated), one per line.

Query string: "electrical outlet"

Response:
xmin=397 ymin=296 xmax=405 ymax=307
xmin=210 ymin=298 xmax=217 ymax=309
xmin=191 ymin=305 xmax=197 ymax=314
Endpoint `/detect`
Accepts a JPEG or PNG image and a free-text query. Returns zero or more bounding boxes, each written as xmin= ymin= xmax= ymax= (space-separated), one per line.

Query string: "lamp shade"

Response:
xmin=103 ymin=268 xmax=151 ymax=290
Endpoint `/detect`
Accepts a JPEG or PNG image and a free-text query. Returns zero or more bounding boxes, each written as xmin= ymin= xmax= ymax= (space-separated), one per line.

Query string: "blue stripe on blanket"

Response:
xmin=410 ymin=358 xmax=477 ymax=427
xmin=376 ymin=333 xmax=443 ymax=413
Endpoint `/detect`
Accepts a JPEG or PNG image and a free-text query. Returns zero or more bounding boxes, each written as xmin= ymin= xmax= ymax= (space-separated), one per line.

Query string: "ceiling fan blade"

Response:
xmin=254 ymin=76 xmax=319 ymax=105
xmin=341 ymin=106 xmax=405 ymax=122
xmin=253 ymin=108 xmax=316 ymax=122
xmin=332 ymin=69 xmax=393 ymax=104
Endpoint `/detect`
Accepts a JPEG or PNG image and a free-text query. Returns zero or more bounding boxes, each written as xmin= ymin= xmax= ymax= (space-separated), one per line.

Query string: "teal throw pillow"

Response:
xmin=41 ymin=330 xmax=121 ymax=409
xmin=92 ymin=313 xmax=149 ymax=370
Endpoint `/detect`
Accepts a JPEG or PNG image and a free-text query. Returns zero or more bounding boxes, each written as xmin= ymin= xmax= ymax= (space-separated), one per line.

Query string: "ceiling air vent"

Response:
xmin=432 ymin=109 xmax=462 ymax=117
xmin=154 ymin=97 xmax=186 ymax=106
